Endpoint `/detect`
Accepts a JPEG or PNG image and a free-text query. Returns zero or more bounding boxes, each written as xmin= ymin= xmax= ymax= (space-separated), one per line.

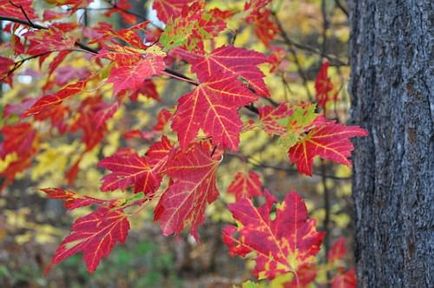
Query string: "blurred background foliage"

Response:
xmin=0 ymin=0 xmax=354 ymax=287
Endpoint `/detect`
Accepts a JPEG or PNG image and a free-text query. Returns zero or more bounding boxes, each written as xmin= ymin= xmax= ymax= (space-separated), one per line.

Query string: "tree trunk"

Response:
xmin=349 ymin=1 xmax=434 ymax=287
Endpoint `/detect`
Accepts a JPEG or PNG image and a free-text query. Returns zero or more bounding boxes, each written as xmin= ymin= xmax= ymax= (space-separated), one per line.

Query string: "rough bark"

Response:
xmin=349 ymin=1 xmax=434 ymax=287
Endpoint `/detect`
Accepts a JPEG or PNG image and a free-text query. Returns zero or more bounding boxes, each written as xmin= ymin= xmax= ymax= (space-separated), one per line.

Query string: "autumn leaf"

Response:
xmin=172 ymin=75 xmax=258 ymax=150
xmin=331 ymin=269 xmax=357 ymax=288
xmin=227 ymin=171 xmax=263 ymax=200
xmin=0 ymin=56 xmax=15 ymax=84
xmin=0 ymin=123 xmax=38 ymax=161
xmin=288 ymin=120 xmax=368 ymax=175
xmin=99 ymin=148 xmax=160 ymax=195
xmin=23 ymin=80 xmax=86 ymax=118
xmin=47 ymin=207 xmax=130 ymax=273
xmin=154 ymin=141 xmax=222 ymax=238
xmin=152 ymin=0 xmax=190 ymax=23
xmin=107 ymin=54 xmax=165 ymax=95
xmin=145 ymin=136 xmax=173 ymax=174
xmin=0 ymin=0 xmax=37 ymax=21
xmin=315 ymin=60 xmax=334 ymax=109
xmin=175 ymin=46 xmax=270 ymax=96
xmin=259 ymin=103 xmax=293 ymax=135
xmin=245 ymin=0 xmax=278 ymax=46
xmin=222 ymin=191 xmax=324 ymax=280
xmin=328 ymin=237 xmax=347 ymax=264
xmin=41 ymin=188 xmax=110 ymax=210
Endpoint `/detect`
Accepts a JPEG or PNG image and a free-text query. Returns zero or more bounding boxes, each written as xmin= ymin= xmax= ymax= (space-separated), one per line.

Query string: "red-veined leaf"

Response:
xmin=106 ymin=52 xmax=165 ymax=95
xmin=154 ymin=141 xmax=222 ymax=238
xmin=259 ymin=103 xmax=293 ymax=135
xmin=41 ymin=188 xmax=109 ymax=210
xmin=152 ymin=0 xmax=191 ymax=23
xmin=227 ymin=171 xmax=263 ymax=200
xmin=47 ymin=207 xmax=130 ymax=273
xmin=145 ymin=136 xmax=173 ymax=174
xmin=0 ymin=0 xmax=37 ymax=21
xmin=328 ymin=237 xmax=347 ymax=264
xmin=172 ymin=75 xmax=258 ymax=150
xmin=0 ymin=56 xmax=15 ymax=84
xmin=315 ymin=60 xmax=334 ymax=109
xmin=331 ymin=269 xmax=357 ymax=288
xmin=23 ymin=80 xmax=86 ymax=117
xmin=175 ymin=46 xmax=270 ymax=96
xmin=245 ymin=0 xmax=278 ymax=46
xmin=288 ymin=120 xmax=368 ymax=175
xmin=0 ymin=122 xmax=37 ymax=159
xmin=98 ymin=148 xmax=160 ymax=195
xmin=222 ymin=191 xmax=324 ymax=280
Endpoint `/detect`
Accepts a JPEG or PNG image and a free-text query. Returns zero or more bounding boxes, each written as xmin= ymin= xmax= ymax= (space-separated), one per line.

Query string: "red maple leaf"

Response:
xmin=154 ymin=141 xmax=222 ymax=238
xmin=175 ymin=46 xmax=270 ymax=96
xmin=259 ymin=103 xmax=293 ymax=135
xmin=98 ymin=148 xmax=160 ymax=195
xmin=47 ymin=207 xmax=130 ymax=273
xmin=315 ymin=60 xmax=334 ymax=109
xmin=23 ymin=23 xmax=78 ymax=56
xmin=0 ymin=122 xmax=38 ymax=190
xmin=23 ymin=80 xmax=86 ymax=118
xmin=152 ymin=0 xmax=191 ymax=23
xmin=245 ymin=0 xmax=278 ymax=46
xmin=288 ymin=120 xmax=368 ymax=175
xmin=172 ymin=75 xmax=258 ymax=150
xmin=0 ymin=122 xmax=37 ymax=159
xmin=331 ymin=269 xmax=357 ymax=288
xmin=145 ymin=136 xmax=173 ymax=174
xmin=41 ymin=188 xmax=110 ymax=210
xmin=0 ymin=56 xmax=15 ymax=84
xmin=227 ymin=171 xmax=263 ymax=200
xmin=0 ymin=0 xmax=37 ymax=21
xmin=107 ymin=53 xmax=165 ymax=95
xmin=129 ymin=79 xmax=160 ymax=102
xmin=69 ymin=96 xmax=116 ymax=151
xmin=222 ymin=191 xmax=324 ymax=280
xmin=328 ymin=237 xmax=347 ymax=264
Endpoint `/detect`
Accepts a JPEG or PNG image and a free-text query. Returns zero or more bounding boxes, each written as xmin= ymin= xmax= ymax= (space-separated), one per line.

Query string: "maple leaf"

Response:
xmin=331 ymin=269 xmax=357 ymax=288
xmin=159 ymin=1 xmax=231 ymax=51
xmin=145 ymin=136 xmax=173 ymax=174
xmin=0 ymin=56 xmax=15 ymax=84
xmin=175 ymin=46 xmax=270 ymax=96
xmin=47 ymin=207 xmax=130 ymax=273
xmin=152 ymin=0 xmax=191 ymax=23
xmin=100 ymin=47 xmax=166 ymax=95
xmin=259 ymin=103 xmax=293 ymax=135
xmin=69 ymin=96 xmax=116 ymax=151
xmin=315 ymin=60 xmax=334 ymax=109
xmin=227 ymin=171 xmax=263 ymax=200
xmin=245 ymin=0 xmax=278 ymax=46
xmin=328 ymin=237 xmax=347 ymax=264
xmin=172 ymin=75 xmax=258 ymax=150
xmin=222 ymin=191 xmax=324 ymax=280
xmin=99 ymin=148 xmax=160 ymax=195
xmin=108 ymin=55 xmax=165 ymax=95
xmin=23 ymin=23 xmax=78 ymax=56
xmin=0 ymin=0 xmax=37 ymax=21
xmin=153 ymin=109 xmax=172 ymax=131
xmin=129 ymin=79 xmax=160 ymax=102
xmin=23 ymin=80 xmax=86 ymax=118
xmin=154 ymin=141 xmax=222 ymax=238
xmin=0 ymin=122 xmax=37 ymax=159
xmin=41 ymin=188 xmax=109 ymax=210
xmin=288 ymin=120 xmax=368 ymax=175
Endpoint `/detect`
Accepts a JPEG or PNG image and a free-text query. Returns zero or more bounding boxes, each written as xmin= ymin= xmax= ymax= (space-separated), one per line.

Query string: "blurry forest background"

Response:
xmin=0 ymin=0 xmax=354 ymax=287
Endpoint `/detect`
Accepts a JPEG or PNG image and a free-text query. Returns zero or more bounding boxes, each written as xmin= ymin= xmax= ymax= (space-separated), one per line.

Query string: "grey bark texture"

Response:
xmin=349 ymin=0 xmax=434 ymax=287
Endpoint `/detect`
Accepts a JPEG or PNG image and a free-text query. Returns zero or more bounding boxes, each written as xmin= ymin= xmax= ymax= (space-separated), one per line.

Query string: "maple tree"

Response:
xmin=0 ymin=0 xmax=365 ymax=286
